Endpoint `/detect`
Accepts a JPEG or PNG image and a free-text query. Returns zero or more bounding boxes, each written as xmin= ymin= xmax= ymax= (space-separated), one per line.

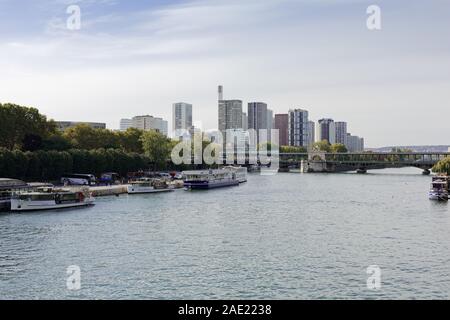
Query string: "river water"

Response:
xmin=1 ymin=168 xmax=449 ymax=299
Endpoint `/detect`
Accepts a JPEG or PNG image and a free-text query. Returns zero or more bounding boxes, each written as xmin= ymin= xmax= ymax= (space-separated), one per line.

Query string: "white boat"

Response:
xmin=429 ymin=175 xmax=449 ymax=201
xmin=183 ymin=169 xmax=239 ymax=190
xmin=222 ymin=166 xmax=248 ymax=183
xmin=0 ymin=178 xmax=29 ymax=211
xmin=10 ymin=187 xmax=95 ymax=212
xmin=127 ymin=178 xmax=174 ymax=194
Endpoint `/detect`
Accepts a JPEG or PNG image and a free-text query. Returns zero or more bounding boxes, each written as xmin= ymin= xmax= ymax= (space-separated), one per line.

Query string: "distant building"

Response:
xmin=335 ymin=122 xmax=348 ymax=145
xmin=120 ymin=119 xmax=133 ymax=131
xmin=346 ymin=134 xmax=364 ymax=152
xmin=247 ymin=102 xmax=268 ymax=131
xmin=131 ymin=115 xmax=168 ymax=136
xmin=288 ymin=109 xmax=309 ymax=147
xmin=316 ymin=118 xmax=336 ymax=144
xmin=267 ymin=109 xmax=273 ymax=131
xmin=274 ymin=114 xmax=289 ymax=146
xmin=172 ymin=102 xmax=193 ymax=137
xmin=242 ymin=112 xmax=248 ymax=131
xmin=218 ymin=100 xmax=243 ymax=134
xmin=56 ymin=121 xmax=106 ymax=131
xmin=307 ymin=121 xmax=315 ymax=147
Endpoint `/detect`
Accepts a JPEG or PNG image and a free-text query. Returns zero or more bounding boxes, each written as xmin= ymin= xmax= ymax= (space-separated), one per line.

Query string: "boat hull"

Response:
xmin=127 ymin=186 xmax=174 ymax=194
xmin=0 ymin=199 xmax=11 ymax=212
xmin=184 ymin=180 xmax=239 ymax=190
xmin=429 ymin=191 xmax=449 ymax=201
xmin=10 ymin=199 xmax=95 ymax=212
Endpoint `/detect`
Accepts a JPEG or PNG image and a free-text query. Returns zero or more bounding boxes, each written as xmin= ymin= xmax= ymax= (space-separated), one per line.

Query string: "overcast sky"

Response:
xmin=1 ymin=0 xmax=449 ymax=147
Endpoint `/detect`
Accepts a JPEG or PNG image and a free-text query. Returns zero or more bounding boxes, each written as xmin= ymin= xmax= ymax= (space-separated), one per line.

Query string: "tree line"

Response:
xmin=0 ymin=148 xmax=151 ymax=181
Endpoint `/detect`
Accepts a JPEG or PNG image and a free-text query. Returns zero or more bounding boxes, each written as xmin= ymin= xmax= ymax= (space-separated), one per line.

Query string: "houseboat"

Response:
xmin=429 ymin=175 xmax=449 ymax=201
xmin=10 ymin=187 xmax=95 ymax=212
xmin=127 ymin=178 xmax=174 ymax=194
xmin=183 ymin=169 xmax=240 ymax=190
xmin=222 ymin=166 xmax=248 ymax=183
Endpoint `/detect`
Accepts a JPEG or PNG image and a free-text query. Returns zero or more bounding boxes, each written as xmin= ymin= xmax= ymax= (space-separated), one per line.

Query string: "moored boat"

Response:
xmin=221 ymin=166 xmax=248 ymax=183
xmin=127 ymin=178 xmax=174 ymax=194
xmin=183 ymin=169 xmax=239 ymax=190
xmin=429 ymin=175 xmax=449 ymax=201
xmin=0 ymin=178 xmax=30 ymax=212
xmin=10 ymin=187 xmax=95 ymax=212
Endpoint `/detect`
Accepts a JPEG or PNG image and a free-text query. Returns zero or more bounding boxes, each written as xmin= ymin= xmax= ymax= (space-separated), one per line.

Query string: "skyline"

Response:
xmin=1 ymin=0 xmax=449 ymax=147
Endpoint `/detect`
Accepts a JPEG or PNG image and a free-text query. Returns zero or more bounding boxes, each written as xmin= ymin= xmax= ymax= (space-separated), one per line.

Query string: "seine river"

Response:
xmin=1 ymin=168 xmax=449 ymax=299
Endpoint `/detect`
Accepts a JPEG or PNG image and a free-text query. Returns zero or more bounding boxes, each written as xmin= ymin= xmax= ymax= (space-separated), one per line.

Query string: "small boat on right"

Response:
xmin=429 ymin=175 xmax=449 ymax=201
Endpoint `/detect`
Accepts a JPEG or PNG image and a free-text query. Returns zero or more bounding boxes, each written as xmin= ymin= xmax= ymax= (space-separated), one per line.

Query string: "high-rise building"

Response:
xmin=307 ymin=121 xmax=315 ymax=147
xmin=247 ymin=102 xmax=268 ymax=131
xmin=242 ymin=112 xmax=248 ymax=131
xmin=288 ymin=109 xmax=309 ymax=147
xmin=131 ymin=115 xmax=168 ymax=136
xmin=218 ymin=100 xmax=243 ymax=134
xmin=345 ymin=134 xmax=364 ymax=152
xmin=120 ymin=119 xmax=132 ymax=131
xmin=172 ymin=102 xmax=193 ymax=137
xmin=316 ymin=118 xmax=336 ymax=144
xmin=267 ymin=109 xmax=273 ymax=131
xmin=335 ymin=121 xmax=348 ymax=145
xmin=274 ymin=114 xmax=289 ymax=146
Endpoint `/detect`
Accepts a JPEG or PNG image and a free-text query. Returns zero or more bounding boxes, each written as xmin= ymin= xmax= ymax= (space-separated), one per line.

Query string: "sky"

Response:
xmin=0 ymin=0 xmax=449 ymax=147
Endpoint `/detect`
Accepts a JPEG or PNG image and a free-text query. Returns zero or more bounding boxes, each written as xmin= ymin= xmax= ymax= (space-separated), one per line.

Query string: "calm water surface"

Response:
xmin=1 ymin=168 xmax=449 ymax=299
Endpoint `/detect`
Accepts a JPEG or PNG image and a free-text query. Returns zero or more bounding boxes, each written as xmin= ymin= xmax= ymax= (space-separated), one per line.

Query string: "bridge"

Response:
xmin=278 ymin=152 xmax=450 ymax=173
xmin=199 ymin=152 xmax=449 ymax=174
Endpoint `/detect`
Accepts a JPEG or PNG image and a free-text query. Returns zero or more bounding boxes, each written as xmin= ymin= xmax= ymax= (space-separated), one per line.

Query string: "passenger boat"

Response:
xmin=127 ymin=178 xmax=174 ymax=194
xmin=183 ymin=169 xmax=239 ymax=190
xmin=429 ymin=175 xmax=449 ymax=201
xmin=10 ymin=187 xmax=95 ymax=212
xmin=0 ymin=178 xmax=30 ymax=212
xmin=222 ymin=166 xmax=248 ymax=183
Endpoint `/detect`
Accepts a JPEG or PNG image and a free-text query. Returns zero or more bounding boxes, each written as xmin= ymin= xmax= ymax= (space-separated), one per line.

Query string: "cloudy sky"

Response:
xmin=1 ymin=0 xmax=449 ymax=147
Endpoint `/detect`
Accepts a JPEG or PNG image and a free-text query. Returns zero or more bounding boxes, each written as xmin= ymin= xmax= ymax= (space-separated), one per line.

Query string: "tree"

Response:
xmin=311 ymin=140 xmax=332 ymax=153
xmin=63 ymin=124 xmax=120 ymax=150
xmin=0 ymin=103 xmax=56 ymax=150
xmin=22 ymin=134 xmax=43 ymax=152
xmin=141 ymin=131 xmax=171 ymax=171
xmin=42 ymin=134 xmax=73 ymax=151
xmin=331 ymin=143 xmax=348 ymax=153
xmin=118 ymin=128 xmax=144 ymax=153
xmin=433 ymin=157 xmax=450 ymax=175
xmin=280 ymin=146 xmax=307 ymax=153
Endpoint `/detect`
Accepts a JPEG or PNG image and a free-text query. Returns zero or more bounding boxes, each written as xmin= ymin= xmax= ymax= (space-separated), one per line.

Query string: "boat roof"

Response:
xmin=182 ymin=170 xmax=228 ymax=175
xmin=0 ymin=178 xmax=28 ymax=190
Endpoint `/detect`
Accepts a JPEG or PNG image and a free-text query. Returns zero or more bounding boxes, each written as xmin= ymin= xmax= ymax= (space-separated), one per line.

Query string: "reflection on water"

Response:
xmin=1 ymin=168 xmax=449 ymax=299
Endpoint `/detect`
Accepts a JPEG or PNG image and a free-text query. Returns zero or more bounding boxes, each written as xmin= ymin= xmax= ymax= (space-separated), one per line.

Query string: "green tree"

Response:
xmin=311 ymin=140 xmax=332 ymax=153
xmin=331 ymin=143 xmax=348 ymax=153
xmin=141 ymin=131 xmax=171 ymax=171
xmin=280 ymin=146 xmax=307 ymax=153
xmin=42 ymin=134 xmax=73 ymax=151
xmin=64 ymin=124 xmax=120 ymax=150
xmin=118 ymin=128 xmax=144 ymax=153
xmin=0 ymin=103 xmax=56 ymax=150
xmin=433 ymin=157 xmax=450 ymax=175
